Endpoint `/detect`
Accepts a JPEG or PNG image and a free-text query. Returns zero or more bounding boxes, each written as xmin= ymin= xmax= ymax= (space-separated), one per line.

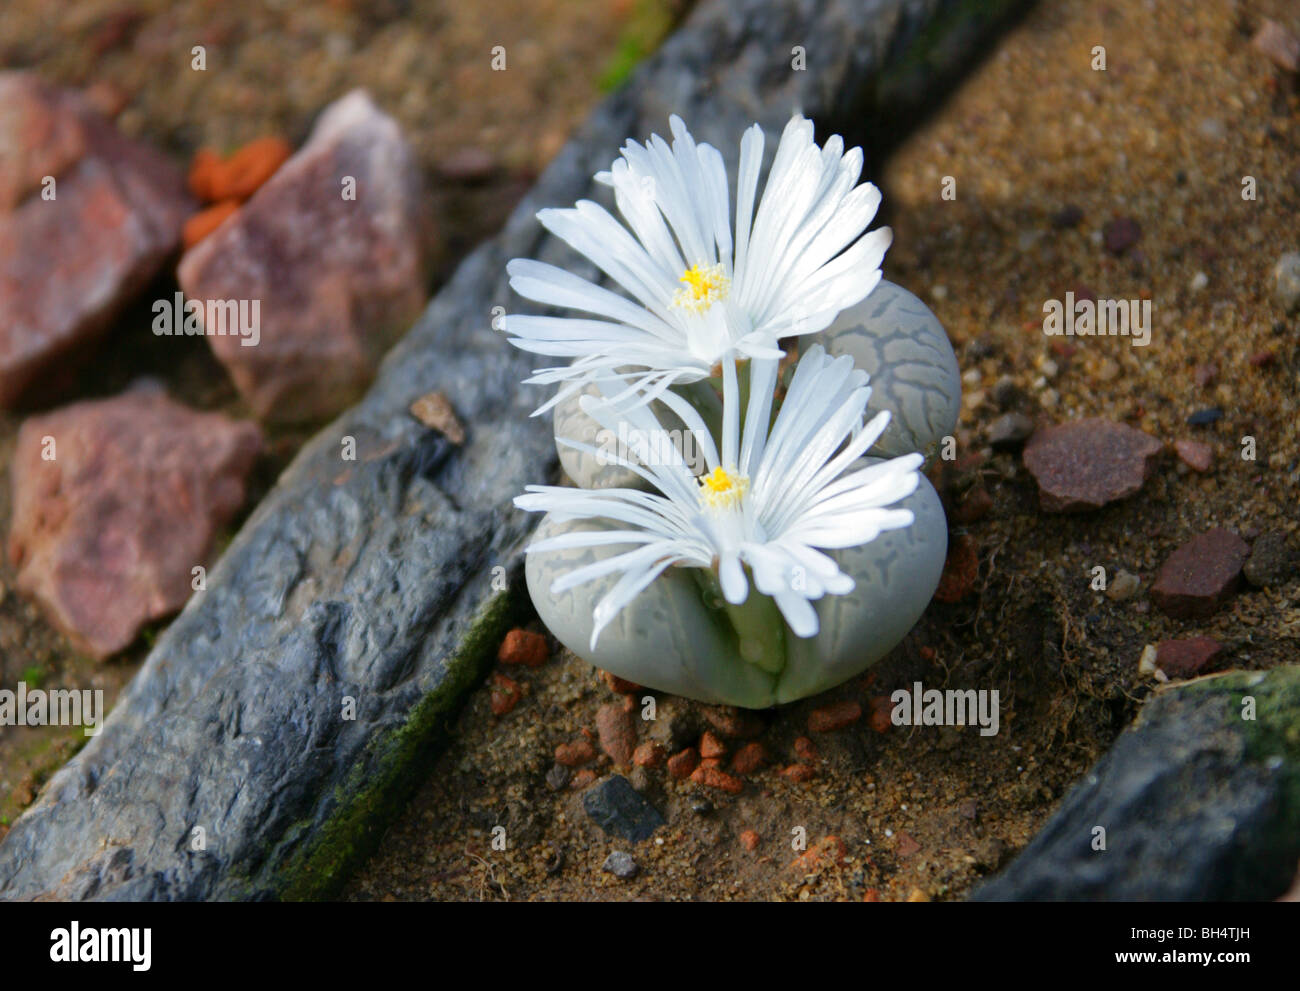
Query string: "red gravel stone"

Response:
xmin=1023 ymin=419 xmax=1164 ymax=513
xmin=699 ymin=730 xmax=727 ymax=759
xmin=1151 ymin=528 xmax=1250 ymax=619
xmin=1156 ymin=637 xmax=1224 ymax=679
xmin=868 ymin=696 xmax=894 ymax=734
xmin=895 ymin=831 xmax=922 ymax=859
xmin=952 ymin=484 xmax=993 ymax=524
xmin=740 ymin=830 xmax=760 ymax=852
xmin=596 ymin=703 xmax=636 ymax=767
xmin=793 ymin=736 xmax=819 ymax=762
xmin=731 ymin=741 xmax=767 ymax=775
xmin=554 ymin=739 xmax=597 ymax=766
xmin=1248 ymin=350 xmax=1276 ymax=368
xmin=781 ymin=763 xmax=816 ymax=783
xmin=632 ymin=741 xmax=665 ymax=768
xmin=792 ymin=836 xmax=846 ymax=872
xmin=934 ymin=533 xmax=978 ymax=602
xmin=489 ymin=674 xmax=522 ymax=716
xmin=498 ymin=628 xmax=548 ymax=667
xmin=1173 ymin=439 xmax=1213 ymax=473
xmin=808 ymin=700 xmax=862 ymax=733
xmin=666 ymin=748 xmax=699 ymax=780
xmin=691 ymin=764 xmax=743 ymax=794
xmin=569 ymin=769 xmax=597 ymax=790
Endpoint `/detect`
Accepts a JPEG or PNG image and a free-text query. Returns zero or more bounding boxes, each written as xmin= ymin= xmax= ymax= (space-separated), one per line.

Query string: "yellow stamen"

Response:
xmin=672 ymin=262 xmax=730 ymax=313
xmin=698 ymin=465 xmax=748 ymax=510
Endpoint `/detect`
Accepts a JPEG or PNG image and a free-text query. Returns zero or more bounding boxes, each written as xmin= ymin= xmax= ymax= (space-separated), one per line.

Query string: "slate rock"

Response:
xmin=0 ymin=0 xmax=1026 ymax=902
xmin=972 ymin=667 xmax=1300 ymax=900
xmin=1151 ymin=528 xmax=1249 ymax=619
xmin=178 ymin=90 xmax=430 ymax=423
xmin=7 ymin=387 xmax=261 ymax=659
xmin=1023 ymin=418 xmax=1163 ymax=513
xmin=583 ymin=775 xmax=664 ymax=843
xmin=0 ymin=73 xmax=191 ymax=407
xmin=602 ymin=850 xmax=640 ymax=879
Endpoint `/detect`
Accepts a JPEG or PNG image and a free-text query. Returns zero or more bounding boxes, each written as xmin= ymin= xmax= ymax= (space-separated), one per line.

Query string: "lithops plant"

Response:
xmin=501 ymin=114 xmax=960 ymax=708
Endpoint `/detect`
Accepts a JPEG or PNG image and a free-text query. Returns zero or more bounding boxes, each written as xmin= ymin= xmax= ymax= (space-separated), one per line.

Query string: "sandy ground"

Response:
xmin=345 ymin=0 xmax=1299 ymax=901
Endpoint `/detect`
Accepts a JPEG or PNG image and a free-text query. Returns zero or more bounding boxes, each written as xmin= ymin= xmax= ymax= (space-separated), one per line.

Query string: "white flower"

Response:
xmin=514 ymin=346 xmax=922 ymax=648
xmin=503 ymin=114 xmax=892 ymax=413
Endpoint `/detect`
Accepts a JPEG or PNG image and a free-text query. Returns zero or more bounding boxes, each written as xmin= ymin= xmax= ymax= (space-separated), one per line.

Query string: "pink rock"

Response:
xmin=0 ymin=72 xmax=191 ymax=407
xmin=1173 ymin=438 xmax=1213 ymax=472
xmin=7 ymin=387 xmax=262 ymax=659
xmin=1023 ymin=419 xmax=1164 ymax=513
xmin=1150 ymin=528 xmax=1250 ymax=620
xmin=1252 ymin=19 xmax=1300 ymax=74
xmin=1155 ymin=638 xmax=1224 ymax=680
xmin=178 ymin=90 xmax=430 ymax=422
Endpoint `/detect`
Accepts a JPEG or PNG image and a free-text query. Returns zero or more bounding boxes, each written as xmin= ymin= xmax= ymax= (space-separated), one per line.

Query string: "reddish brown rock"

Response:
xmin=1023 ymin=419 xmax=1163 ymax=512
xmin=781 ymin=763 xmax=816 ymax=783
xmin=1155 ymin=637 xmax=1224 ymax=680
xmin=1151 ymin=529 xmax=1250 ymax=619
xmin=808 ymin=700 xmax=862 ymax=733
xmin=0 ymin=73 xmax=191 ymax=407
xmin=698 ymin=730 xmax=727 ymax=760
xmin=596 ymin=702 xmax=636 ymax=767
xmin=739 ymin=829 xmax=760 ymax=852
xmin=1173 ymin=438 xmax=1213 ymax=473
xmin=666 ymin=747 xmax=699 ymax=780
xmin=489 ymin=673 xmax=522 ymax=716
xmin=178 ymin=90 xmax=430 ymax=422
xmin=1102 ymin=216 xmax=1141 ymax=256
xmin=7 ymin=388 xmax=260 ymax=659
xmin=554 ymin=739 xmax=597 ymax=767
xmin=600 ymin=670 xmax=642 ymax=694
xmin=690 ymin=764 xmax=743 ymax=794
xmin=933 ymin=533 xmax=978 ymax=602
xmin=895 ymin=831 xmax=922 ymax=859
xmin=791 ymin=836 xmax=846 ymax=872
xmin=189 ymin=137 xmax=292 ymax=203
xmin=632 ymin=741 xmax=665 ymax=768
xmin=731 ymin=741 xmax=767 ymax=775
xmin=868 ymin=695 xmax=894 ymax=734
xmin=793 ymin=736 xmax=819 ymax=762
xmin=497 ymin=628 xmax=548 ymax=667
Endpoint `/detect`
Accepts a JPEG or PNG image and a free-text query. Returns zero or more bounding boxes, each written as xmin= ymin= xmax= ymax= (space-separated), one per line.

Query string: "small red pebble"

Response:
xmin=731 ymin=741 xmax=767 ymax=775
xmin=569 ymin=769 xmax=597 ymax=790
xmin=1249 ymin=350 xmax=1276 ymax=368
xmin=793 ymin=736 xmax=819 ymax=762
xmin=868 ymin=696 xmax=893 ymax=734
xmin=862 ymin=888 xmax=881 ymax=902
xmin=555 ymin=739 xmax=597 ymax=766
xmin=1174 ymin=438 xmax=1213 ymax=473
xmin=934 ymin=534 xmax=978 ymax=603
xmin=699 ymin=730 xmax=727 ymax=759
xmin=182 ymin=199 xmax=240 ymax=249
xmin=666 ymin=748 xmax=699 ymax=780
xmin=808 ymin=700 xmax=862 ymax=733
xmin=489 ymin=673 xmax=521 ymax=716
xmin=596 ymin=703 xmax=636 ymax=766
xmin=601 ymin=670 xmax=642 ymax=694
xmin=781 ymin=763 xmax=815 ymax=783
xmin=895 ymin=831 xmax=921 ymax=859
xmin=952 ymin=485 xmax=992 ymax=524
xmin=918 ymin=645 xmax=935 ymax=661
xmin=498 ymin=628 xmax=549 ymax=667
xmin=740 ymin=830 xmax=760 ymax=852
xmin=792 ymin=835 xmax=846 ymax=872
xmin=699 ymin=757 xmax=723 ymax=770
xmin=691 ymin=764 xmax=743 ymax=794
xmin=632 ymin=741 xmax=665 ymax=768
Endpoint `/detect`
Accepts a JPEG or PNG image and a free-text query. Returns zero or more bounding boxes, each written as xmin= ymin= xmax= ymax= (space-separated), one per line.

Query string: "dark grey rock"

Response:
xmin=602 ymin=850 xmax=640 ymax=879
xmin=0 ymin=0 xmax=1026 ymax=901
xmin=988 ymin=412 xmax=1035 ymax=452
xmin=583 ymin=775 xmax=665 ymax=843
xmin=971 ymin=667 xmax=1300 ymax=901
xmin=1244 ymin=531 xmax=1296 ymax=588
